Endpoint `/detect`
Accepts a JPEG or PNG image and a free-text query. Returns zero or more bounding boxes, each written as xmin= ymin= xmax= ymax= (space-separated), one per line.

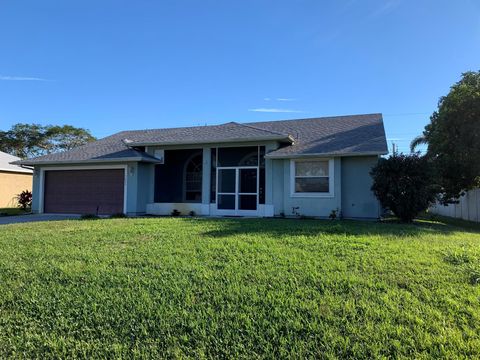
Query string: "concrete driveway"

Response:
xmin=0 ymin=214 xmax=80 ymax=225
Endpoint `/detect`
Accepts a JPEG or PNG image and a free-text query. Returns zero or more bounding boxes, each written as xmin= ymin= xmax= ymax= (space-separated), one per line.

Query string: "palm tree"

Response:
xmin=410 ymin=135 xmax=427 ymax=153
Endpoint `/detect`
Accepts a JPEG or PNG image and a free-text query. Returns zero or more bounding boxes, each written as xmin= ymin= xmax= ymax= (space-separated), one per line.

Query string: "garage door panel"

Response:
xmin=44 ymin=169 xmax=124 ymax=215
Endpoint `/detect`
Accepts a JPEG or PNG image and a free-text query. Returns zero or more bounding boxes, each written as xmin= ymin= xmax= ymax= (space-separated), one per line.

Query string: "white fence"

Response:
xmin=429 ymin=188 xmax=480 ymax=222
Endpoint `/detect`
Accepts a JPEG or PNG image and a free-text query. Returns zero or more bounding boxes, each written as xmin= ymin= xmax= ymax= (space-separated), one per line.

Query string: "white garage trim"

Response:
xmin=39 ymin=165 xmax=128 ymax=214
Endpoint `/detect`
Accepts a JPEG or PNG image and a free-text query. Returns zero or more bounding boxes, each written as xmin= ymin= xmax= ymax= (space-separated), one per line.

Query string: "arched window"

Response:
xmin=238 ymin=151 xmax=258 ymax=166
xmin=184 ymin=153 xmax=202 ymax=202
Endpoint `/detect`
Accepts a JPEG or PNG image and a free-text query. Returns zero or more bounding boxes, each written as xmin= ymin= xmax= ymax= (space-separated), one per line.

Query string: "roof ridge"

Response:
xmin=108 ymin=113 xmax=383 ymax=136
xmin=234 ymin=121 xmax=290 ymax=137
xmin=246 ymin=113 xmax=383 ymax=126
xmin=116 ymin=122 xmax=227 ymax=135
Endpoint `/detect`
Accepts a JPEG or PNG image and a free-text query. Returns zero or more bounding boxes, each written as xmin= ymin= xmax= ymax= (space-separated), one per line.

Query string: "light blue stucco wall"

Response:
xmin=30 ymin=153 xmax=380 ymax=219
xmin=271 ymin=159 xmax=284 ymax=214
xmin=264 ymin=143 xmax=278 ymax=209
xmin=271 ymin=158 xmax=342 ymax=217
xmin=133 ymin=162 xmax=155 ymax=214
xmin=31 ymin=168 xmax=41 ymax=213
xmin=271 ymin=156 xmax=379 ymax=219
xmin=341 ymin=156 xmax=380 ymax=219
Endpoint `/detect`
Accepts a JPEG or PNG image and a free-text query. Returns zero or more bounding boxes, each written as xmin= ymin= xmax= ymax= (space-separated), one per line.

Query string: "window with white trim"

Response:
xmin=291 ymin=159 xmax=333 ymax=196
xmin=184 ymin=153 xmax=203 ymax=202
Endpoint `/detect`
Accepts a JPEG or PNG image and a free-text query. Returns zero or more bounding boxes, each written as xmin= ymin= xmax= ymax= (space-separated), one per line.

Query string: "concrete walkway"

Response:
xmin=0 ymin=214 xmax=80 ymax=225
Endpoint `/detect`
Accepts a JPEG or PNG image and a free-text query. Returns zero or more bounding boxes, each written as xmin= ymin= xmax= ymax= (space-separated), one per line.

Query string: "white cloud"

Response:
xmin=248 ymin=108 xmax=305 ymax=113
xmin=263 ymin=97 xmax=296 ymax=102
xmin=0 ymin=75 xmax=50 ymax=81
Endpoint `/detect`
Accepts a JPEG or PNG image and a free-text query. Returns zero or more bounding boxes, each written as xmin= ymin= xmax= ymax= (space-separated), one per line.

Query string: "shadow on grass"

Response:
xmin=419 ymin=213 xmax=480 ymax=232
xmin=193 ymin=216 xmax=477 ymax=239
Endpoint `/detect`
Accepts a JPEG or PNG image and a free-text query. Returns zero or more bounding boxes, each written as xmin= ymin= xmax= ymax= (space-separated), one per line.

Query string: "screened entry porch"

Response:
xmin=146 ymin=145 xmax=266 ymax=216
xmin=212 ymin=146 xmax=265 ymax=216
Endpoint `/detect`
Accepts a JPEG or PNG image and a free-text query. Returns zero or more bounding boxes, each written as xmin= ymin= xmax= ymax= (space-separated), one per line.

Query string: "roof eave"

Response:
xmin=0 ymin=167 xmax=33 ymax=174
xmin=14 ymin=156 xmax=162 ymax=166
xmin=128 ymin=135 xmax=292 ymax=147
xmin=265 ymin=151 xmax=388 ymax=159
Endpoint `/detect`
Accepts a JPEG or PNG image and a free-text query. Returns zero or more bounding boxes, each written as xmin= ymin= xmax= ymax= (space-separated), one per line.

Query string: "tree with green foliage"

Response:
xmin=0 ymin=123 xmax=96 ymax=159
xmin=371 ymin=154 xmax=439 ymax=222
xmin=411 ymin=71 xmax=480 ymax=203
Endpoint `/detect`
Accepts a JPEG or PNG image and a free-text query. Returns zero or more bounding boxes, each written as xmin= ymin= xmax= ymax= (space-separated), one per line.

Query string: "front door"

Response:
xmin=216 ymin=167 xmax=258 ymax=216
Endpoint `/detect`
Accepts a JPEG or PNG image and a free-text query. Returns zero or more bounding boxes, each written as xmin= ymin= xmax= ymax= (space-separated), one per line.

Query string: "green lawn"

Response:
xmin=0 ymin=218 xmax=479 ymax=359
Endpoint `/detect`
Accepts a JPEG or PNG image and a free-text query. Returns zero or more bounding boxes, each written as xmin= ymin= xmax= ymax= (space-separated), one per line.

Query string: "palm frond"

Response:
xmin=410 ymin=135 xmax=427 ymax=152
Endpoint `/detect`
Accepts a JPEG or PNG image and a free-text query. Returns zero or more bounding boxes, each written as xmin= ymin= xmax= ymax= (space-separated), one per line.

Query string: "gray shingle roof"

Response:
xmin=12 ymin=133 xmax=161 ymax=165
xmin=0 ymin=151 xmax=33 ymax=173
xmin=125 ymin=122 xmax=291 ymax=145
xmin=251 ymin=113 xmax=388 ymax=158
xmin=15 ymin=114 xmax=387 ymax=165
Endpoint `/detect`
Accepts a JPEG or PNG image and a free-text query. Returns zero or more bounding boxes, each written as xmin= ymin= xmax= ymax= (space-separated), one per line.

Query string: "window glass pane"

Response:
xmin=239 ymin=168 xmax=257 ymax=193
xmin=184 ymin=153 xmax=202 ymax=203
xmin=295 ymin=161 xmax=328 ymax=177
xmin=185 ymin=155 xmax=202 ymax=192
xmin=186 ymin=173 xmax=202 ymax=191
xmin=239 ymin=195 xmax=257 ymax=210
xmin=218 ymin=195 xmax=235 ymax=209
xmin=218 ymin=169 xmax=235 ymax=193
xmin=295 ymin=177 xmax=329 ymax=193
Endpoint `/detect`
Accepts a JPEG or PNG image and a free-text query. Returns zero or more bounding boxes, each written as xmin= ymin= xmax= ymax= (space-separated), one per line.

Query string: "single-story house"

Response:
xmin=0 ymin=151 xmax=33 ymax=208
xmin=14 ymin=113 xmax=388 ymax=218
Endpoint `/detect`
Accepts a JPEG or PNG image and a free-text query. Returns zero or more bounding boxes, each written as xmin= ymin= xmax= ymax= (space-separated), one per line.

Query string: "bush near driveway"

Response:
xmin=0 ymin=218 xmax=479 ymax=358
xmin=0 ymin=207 xmax=29 ymax=216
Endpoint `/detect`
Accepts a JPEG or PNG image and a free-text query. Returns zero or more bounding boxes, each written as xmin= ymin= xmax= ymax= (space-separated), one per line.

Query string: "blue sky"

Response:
xmin=0 ymin=0 xmax=478 ymax=154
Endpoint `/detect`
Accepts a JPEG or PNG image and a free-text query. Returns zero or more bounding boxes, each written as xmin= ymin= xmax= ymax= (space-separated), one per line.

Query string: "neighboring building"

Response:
xmin=0 ymin=151 xmax=33 ymax=208
xmin=14 ymin=114 xmax=388 ymax=218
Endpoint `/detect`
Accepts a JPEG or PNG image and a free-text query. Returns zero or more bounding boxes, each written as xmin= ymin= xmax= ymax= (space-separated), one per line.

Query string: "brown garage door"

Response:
xmin=44 ymin=169 xmax=125 ymax=215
